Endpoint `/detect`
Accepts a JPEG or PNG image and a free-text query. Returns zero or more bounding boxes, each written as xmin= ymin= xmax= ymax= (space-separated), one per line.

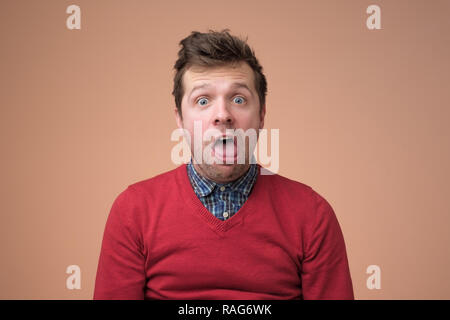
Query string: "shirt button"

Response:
xmin=223 ymin=212 xmax=229 ymax=218
xmin=220 ymin=186 xmax=226 ymax=192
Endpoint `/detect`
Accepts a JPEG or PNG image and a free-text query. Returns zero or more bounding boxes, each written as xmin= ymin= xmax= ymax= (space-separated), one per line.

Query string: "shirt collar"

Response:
xmin=187 ymin=158 xmax=258 ymax=198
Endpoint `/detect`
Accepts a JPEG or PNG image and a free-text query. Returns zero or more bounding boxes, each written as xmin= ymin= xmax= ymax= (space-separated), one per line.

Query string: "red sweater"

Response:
xmin=94 ymin=164 xmax=354 ymax=300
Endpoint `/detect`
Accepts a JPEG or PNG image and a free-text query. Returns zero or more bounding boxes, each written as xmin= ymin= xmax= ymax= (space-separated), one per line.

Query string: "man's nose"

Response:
xmin=213 ymin=98 xmax=233 ymax=126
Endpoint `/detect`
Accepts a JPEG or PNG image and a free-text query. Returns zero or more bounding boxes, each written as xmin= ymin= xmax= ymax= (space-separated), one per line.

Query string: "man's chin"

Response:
xmin=195 ymin=162 xmax=248 ymax=183
xmin=210 ymin=162 xmax=242 ymax=175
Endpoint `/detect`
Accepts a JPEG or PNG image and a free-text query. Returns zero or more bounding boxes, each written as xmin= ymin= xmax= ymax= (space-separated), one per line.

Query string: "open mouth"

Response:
xmin=212 ymin=135 xmax=237 ymax=163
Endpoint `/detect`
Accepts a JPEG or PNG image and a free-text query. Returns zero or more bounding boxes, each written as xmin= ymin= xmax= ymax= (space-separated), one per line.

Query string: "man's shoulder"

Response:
xmin=259 ymin=166 xmax=329 ymax=205
xmin=260 ymin=166 xmax=313 ymax=194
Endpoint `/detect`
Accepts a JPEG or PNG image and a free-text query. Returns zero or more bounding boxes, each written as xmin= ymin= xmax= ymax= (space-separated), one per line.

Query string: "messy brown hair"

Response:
xmin=172 ymin=29 xmax=267 ymax=119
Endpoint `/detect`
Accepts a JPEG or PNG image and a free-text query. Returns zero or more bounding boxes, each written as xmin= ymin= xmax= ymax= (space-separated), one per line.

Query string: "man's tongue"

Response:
xmin=214 ymin=139 xmax=236 ymax=160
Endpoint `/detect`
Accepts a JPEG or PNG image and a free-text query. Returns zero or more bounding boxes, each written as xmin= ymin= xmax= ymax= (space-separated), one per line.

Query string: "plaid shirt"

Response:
xmin=186 ymin=160 xmax=258 ymax=221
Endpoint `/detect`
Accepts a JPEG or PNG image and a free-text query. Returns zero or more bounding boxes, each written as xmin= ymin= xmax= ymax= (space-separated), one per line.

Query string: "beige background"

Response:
xmin=1 ymin=0 xmax=449 ymax=299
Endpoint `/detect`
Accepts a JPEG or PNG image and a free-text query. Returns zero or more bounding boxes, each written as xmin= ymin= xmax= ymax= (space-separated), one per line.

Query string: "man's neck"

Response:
xmin=191 ymin=162 xmax=251 ymax=185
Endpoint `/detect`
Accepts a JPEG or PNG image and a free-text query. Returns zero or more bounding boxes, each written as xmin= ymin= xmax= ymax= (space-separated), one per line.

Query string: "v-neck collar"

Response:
xmin=176 ymin=163 xmax=263 ymax=234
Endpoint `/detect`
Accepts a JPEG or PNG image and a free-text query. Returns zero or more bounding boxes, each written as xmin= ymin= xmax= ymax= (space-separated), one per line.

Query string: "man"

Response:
xmin=94 ymin=29 xmax=354 ymax=300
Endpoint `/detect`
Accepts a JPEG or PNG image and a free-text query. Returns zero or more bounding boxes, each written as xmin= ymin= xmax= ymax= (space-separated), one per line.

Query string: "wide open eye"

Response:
xmin=197 ymin=97 xmax=209 ymax=106
xmin=233 ymin=96 xmax=245 ymax=104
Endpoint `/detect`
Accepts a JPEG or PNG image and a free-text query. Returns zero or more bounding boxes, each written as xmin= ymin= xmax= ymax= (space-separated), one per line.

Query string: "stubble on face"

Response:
xmin=195 ymin=162 xmax=249 ymax=183
xmin=192 ymin=137 xmax=254 ymax=183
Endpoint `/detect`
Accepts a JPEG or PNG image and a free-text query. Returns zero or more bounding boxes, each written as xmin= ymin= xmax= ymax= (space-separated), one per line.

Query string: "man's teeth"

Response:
xmin=218 ymin=137 xmax=234 ymax=144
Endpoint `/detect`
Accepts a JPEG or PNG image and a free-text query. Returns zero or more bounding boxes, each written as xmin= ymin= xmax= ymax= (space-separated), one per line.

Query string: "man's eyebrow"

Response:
xmin=189 ymin=83 xmax=212 ymax=98
xmin=231 ymin=82 xmax=253 ymax=94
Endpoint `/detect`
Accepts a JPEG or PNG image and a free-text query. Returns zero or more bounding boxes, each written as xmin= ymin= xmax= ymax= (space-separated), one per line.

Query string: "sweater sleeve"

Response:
xmin=93 ymin=187 xmax=146 ymax=300
xmin=300 ymin=190 xmax=354 ymax=300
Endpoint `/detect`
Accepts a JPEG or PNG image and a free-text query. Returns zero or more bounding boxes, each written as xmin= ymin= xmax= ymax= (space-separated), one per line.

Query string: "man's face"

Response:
xmin=175 ymin=61 xmax=266 ymax=183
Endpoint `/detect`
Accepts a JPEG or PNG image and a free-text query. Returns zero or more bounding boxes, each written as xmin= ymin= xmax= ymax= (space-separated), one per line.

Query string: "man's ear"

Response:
xmin=174 ymin=107 xmax=183 ymax=129
xmin=259 ymin=104 xmax=266 ymax=129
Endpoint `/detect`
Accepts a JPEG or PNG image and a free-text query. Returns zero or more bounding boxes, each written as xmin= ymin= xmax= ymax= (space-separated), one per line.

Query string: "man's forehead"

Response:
xmin=183 ymin=62 xmax=255 ymax=91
